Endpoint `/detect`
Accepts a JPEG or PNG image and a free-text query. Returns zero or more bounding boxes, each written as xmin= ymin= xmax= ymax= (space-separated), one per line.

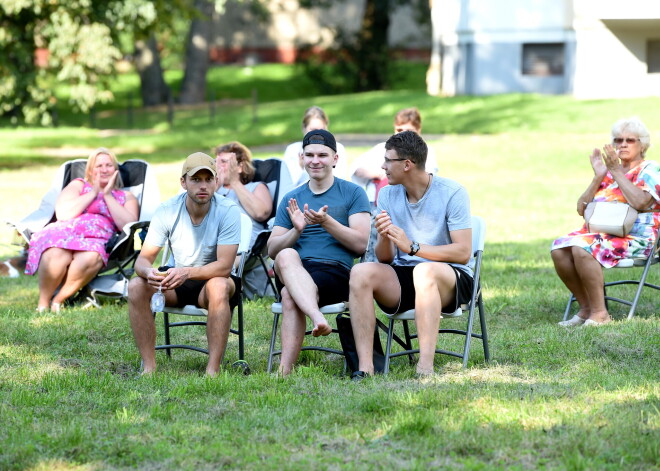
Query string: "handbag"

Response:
xmin=584 ymin=201 xmax=638 ymax=237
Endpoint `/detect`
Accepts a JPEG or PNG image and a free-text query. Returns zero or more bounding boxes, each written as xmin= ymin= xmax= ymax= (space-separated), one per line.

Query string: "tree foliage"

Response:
xmin=0 ymin=0 xmax=189 ymax=125
xmin=296 ymin=0 xmax=429 ymax=93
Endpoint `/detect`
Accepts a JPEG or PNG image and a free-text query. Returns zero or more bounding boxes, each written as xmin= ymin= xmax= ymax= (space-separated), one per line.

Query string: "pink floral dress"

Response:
xmin=25 ymin=179 xmax=127 ymax=275
xmin=552 ymin=160 xmax=660 ymax=268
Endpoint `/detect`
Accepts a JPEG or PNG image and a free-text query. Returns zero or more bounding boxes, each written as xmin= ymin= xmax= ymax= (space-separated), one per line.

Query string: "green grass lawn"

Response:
xmin=0 ymin=82 xmax=659 ymax=469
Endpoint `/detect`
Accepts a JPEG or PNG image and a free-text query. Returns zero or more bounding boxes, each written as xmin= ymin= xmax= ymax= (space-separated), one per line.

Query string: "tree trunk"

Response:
xmin=179 ymin=0 xmax=214 ymax=104
xmin=355 ymin=0 xmax=390 ymax=91
xmin=134 ymin=36 xmax=170 ymax=107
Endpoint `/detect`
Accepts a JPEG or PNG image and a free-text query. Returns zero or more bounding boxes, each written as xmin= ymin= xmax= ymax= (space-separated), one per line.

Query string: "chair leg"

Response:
xmin=562 ymin=294 xmax=574 ymax=321
xmin=402 ymin=320 xmax=415 ymax=366
xmin=267 ymin=311 xmax=280 ymax=373
xmin=626 ymin=257 xmax=655 ymax=320
xmin=237 ymin=300 xmax=244 ymax=361
xmin=478 ymin=295 xmax=490 ymax=362
xmin=163 ymin=311 xmax=172 ymax=358
xmin=461 ymin=303 xmax=477 ymax=369
xmin=384 ymin=318 xmax=395 ymax=375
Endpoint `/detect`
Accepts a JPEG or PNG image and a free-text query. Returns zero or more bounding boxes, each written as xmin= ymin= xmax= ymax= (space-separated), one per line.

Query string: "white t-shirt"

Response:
xmin=145 ymin=193 xmax=241 ymax=268
xmin=283 ymin=141 xmax=349 ymax=186
xmin=349 ymin=142 xmax=438 ymax=203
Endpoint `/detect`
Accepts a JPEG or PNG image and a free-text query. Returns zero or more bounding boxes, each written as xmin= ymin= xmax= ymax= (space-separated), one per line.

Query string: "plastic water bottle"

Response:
xmin=150 ymin=287 xmax=165 ymax=313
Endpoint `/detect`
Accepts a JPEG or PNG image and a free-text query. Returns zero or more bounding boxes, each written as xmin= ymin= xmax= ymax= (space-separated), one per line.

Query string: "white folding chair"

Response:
xmin=382 ymin=215 xmax=490 ymax=372
xmin=154 ymin=213 xmax=252 ymax=365
xmin=562 ymin=227 xmax=660 ymax=320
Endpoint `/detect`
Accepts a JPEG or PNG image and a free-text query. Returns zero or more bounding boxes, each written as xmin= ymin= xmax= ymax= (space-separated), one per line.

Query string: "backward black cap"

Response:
xmin=302 ymin=129 xmax=337 ymax=153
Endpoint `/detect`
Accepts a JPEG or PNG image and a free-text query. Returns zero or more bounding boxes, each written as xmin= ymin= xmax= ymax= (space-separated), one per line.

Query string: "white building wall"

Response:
xmin=436 ymin=0 xmax=660 ymax=98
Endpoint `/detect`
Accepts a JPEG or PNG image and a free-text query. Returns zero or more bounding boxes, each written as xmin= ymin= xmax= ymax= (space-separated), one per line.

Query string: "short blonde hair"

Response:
xmin=85 ymin=147 xmax=123 ymax=189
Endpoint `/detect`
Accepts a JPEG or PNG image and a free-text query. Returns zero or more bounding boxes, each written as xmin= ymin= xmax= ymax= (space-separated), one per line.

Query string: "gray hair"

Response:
xmin=611 ymin=117 xmax=651 ymax=156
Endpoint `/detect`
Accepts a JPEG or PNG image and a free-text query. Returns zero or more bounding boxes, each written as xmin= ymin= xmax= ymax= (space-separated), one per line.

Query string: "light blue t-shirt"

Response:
xmin=274 ymin=178 xmax=370 ymax=270
xmin=145 ymin=193 xmax=241 ymax=268
xmin=377 ymin=175 xmax=472 ymax=275
xmin=217 ymin=181 xmax=267 ymax=247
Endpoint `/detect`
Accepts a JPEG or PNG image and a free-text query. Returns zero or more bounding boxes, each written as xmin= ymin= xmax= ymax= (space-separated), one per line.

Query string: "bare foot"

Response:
xmin=587 ymin=310 xmax=612 ymax=323
xmin=576 ymin=308 xmax=591 ymax=320
xmin=416 ymin=363 xmax=434 ymax=376
xmin=416 ymin=368 xmax=434 ymax=377
xmin=140 ymin=367 xmax=156 ymax=376
xmin=312 ymin=321 xmax=332 ymax=337
xmin=205 ymin=368 xmax=219 ymax=377
xmin=140 ymin=360 xmax=156 ymax=376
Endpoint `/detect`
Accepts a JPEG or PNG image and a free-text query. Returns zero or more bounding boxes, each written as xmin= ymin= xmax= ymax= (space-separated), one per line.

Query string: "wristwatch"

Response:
xmin=408 ymin=241 xmax=420 ymax=256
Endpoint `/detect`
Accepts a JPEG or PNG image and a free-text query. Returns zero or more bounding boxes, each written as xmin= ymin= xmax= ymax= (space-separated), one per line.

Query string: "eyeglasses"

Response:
xmin=613 ymin=137 xmax=639 ymax=145
xmin=383 ymin=157 xmax=407 ymax=164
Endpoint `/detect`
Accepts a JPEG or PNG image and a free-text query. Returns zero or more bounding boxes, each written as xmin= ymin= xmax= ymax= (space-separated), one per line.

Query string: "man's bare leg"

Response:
xmin=412 ymin=263 xmax=456 ymax=375
xmin=279 ymin=287 xmax=307 ymax=376
xmin=349 ymin=263 xmax=401 ymax=375
xmin=128 ymin=277 xmax=162 ymax=374
xmin=274 ymin=248 xmax=330 ymax=336
xmin=200 ymin=277 xmax=235 ymax=376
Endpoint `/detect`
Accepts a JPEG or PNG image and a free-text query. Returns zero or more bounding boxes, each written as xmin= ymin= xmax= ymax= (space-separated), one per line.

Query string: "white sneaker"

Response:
xmin=558 ymin=315 xmax=586 ymax=327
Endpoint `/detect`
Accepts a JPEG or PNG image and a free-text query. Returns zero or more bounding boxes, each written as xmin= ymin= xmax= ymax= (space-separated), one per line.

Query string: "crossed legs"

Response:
xmin=274 ymin=248 xmax=332 ymax=376
xmin=551 ymin=246 xmax=610 ymax=322
xmin=37 ymin=248 xmax=103 ymax=310
xmin=128 ymin=275 xmax=235 ymax=376
xmin=349 ymin=262 xmax=458 ymax=376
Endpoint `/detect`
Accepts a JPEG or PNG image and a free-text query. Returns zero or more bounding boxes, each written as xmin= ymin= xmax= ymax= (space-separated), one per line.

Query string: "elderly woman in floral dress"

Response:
xmin=26 ymin=148 xmax=139 ymax=312
xmin=551 ymin=117 xmax=660 ymax=326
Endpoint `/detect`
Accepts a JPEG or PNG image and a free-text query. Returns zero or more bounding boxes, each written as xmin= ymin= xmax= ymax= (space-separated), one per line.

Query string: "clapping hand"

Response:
xmin=375 ymin=211 xmax=411 ymax=252
xmin=589 ymin=148 xmax=608 ymax=178
xmin=601 ymin=144 xmax=622 ymax=172
xmin=102 ymin=170 xmax=119 ymax=195
xmin=286 ymin=198 xmax=307 ymax=233
xmin=303 ymin=204 xmax=328 ymax=226
xmin=225 ymin=153 xmax=242 ymax=187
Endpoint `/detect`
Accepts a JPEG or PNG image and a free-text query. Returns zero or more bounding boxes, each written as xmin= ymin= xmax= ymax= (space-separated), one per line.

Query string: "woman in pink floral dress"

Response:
xmin=551 ymin=117 xmax=660 ymax=326
xmin=26 ymin=148 xmax=139 ymax=312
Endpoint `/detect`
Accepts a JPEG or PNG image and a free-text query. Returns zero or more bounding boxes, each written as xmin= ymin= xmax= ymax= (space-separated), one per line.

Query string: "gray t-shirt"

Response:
xmin=274 ymin=178 xmax=370 ymax=271
xmin=145 ymin=193 xmax=241 ymax=268
xmin=377 ymin=175 xmax=472 ymax=275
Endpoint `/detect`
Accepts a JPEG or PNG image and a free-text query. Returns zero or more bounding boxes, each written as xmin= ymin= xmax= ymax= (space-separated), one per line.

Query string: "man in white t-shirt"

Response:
xmin=128 ymin=152 xmax=242 ymax=376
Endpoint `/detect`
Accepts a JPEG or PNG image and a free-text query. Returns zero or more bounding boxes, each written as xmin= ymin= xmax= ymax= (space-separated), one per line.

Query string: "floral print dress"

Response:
xmin=25 ymin=179 xmax=127 ymax=275
xmin=551 ymin=160 xmax=660 ymax=268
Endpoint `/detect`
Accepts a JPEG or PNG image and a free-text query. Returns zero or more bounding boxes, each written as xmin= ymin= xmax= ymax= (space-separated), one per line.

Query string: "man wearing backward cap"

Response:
xmin=267 ymin=129 xmax=371 ymax=376
xmin=128 ymin=152 xmax=242 ymax=376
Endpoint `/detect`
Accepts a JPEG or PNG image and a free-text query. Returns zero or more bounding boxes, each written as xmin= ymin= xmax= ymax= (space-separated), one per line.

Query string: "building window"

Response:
xmin=522 ymin=43 xmax=564 ymax=76
xmin=648 ymin=39 xmax=660 ymax=73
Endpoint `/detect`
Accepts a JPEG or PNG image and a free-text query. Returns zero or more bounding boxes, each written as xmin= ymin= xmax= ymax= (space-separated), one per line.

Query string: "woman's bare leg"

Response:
xmin=37 ymin=248 xmax=73 ymax=310
xmin=571 ymin=247 xmax=610 ymax=322
xmin=551 ymin=247 xmax=592 ymax=319
xmin=51 ymin=251 xmax=103 ymax=306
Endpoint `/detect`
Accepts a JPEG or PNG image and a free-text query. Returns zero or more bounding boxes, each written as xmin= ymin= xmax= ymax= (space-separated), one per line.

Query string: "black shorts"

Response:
xmin=275 ymin=260 xmax=350 ymax=307
xmin=376 ymin=264 xmax=474 ymax=315
xmin=174 ymin=275 xmax=241 ymax=309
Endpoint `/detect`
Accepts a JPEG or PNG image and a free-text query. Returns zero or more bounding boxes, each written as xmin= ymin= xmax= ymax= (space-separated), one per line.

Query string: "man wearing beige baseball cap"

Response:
xmin=128 ymin=152 xmax=242 ymax=376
